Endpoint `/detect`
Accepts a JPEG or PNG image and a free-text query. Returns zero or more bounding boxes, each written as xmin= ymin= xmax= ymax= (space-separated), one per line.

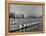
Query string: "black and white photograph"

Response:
xmin=9 ymin=4 xmax=43 ymax=32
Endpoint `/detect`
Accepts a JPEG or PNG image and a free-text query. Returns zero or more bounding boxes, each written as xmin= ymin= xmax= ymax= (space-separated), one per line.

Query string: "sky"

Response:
xmin=10 ymin=4 xmax=42 ymax=16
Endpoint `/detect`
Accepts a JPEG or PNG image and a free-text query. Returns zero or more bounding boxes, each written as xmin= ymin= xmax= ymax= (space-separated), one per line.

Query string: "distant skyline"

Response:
xmin=10 ymin=4 xmax=42 ymax=16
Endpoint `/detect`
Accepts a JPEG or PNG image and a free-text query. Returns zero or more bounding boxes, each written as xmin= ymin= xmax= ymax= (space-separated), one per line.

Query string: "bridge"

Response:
xmin=9 ymin=21 xmax=43 ymax=32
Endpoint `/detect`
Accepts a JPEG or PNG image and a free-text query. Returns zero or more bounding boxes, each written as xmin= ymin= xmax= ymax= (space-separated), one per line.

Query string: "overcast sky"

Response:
xmin=10 ymin=4 xmax=42 ymax=16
